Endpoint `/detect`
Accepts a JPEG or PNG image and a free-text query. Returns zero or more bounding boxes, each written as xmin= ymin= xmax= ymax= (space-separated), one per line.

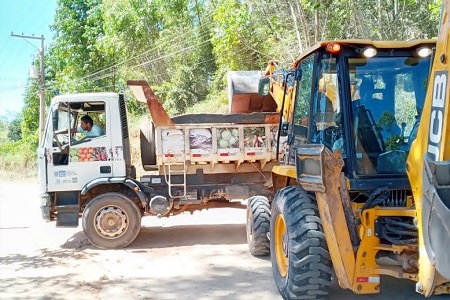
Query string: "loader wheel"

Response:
xmin=82 ymin=192 xmax=142 ymax=249
xmin=246 ymin=196 xmax=270 ymax=256
xmin=270 ymin=185 xmax=332 ymax=300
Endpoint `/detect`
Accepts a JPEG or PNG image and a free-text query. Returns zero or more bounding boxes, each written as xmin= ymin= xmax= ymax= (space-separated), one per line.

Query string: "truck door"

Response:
xmin=46 ymin=101 xmax=113 ymax=191
xmin=37 ymin=105 xmax=54 ymax=193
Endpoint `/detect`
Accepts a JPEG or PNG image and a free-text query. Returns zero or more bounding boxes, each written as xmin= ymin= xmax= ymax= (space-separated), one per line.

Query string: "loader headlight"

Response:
xmin=417 ymin=47 xmax=432 ymax=57
xmin=363 ymin=47 xmax=377 ymax=58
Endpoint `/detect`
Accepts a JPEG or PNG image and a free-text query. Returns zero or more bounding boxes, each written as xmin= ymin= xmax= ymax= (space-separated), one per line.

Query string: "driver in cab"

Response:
xmin=76 ymin=115 xmax=104 ymax=137
xmin=56 ymin=115 xmax=104 ymax=137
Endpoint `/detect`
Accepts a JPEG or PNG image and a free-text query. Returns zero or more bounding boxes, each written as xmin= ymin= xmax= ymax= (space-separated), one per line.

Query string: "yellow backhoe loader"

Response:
xmin=254 ymin=1 xmax=450 ymax=299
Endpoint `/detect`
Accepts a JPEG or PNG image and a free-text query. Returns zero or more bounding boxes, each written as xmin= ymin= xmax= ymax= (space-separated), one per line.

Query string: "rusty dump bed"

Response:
xmin=171 ymin=112 xmax=279 ymax=125
xmin=127 ymin=80 xmax=283 ymax=171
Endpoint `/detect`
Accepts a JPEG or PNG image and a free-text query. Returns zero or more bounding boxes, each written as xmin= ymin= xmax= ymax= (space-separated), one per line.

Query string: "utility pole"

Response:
xmin=11 ymin=33 xmax=45 ymax=144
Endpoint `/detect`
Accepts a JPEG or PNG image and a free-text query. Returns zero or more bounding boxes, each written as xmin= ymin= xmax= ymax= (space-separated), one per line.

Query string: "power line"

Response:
xmin=76 ymin=21 xmax=215 ymax=83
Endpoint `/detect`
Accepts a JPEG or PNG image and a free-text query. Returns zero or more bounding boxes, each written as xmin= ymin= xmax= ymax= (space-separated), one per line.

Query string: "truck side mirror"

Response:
xmin=52 ymin=109 xmax=59 ymax=131
xmin=280 ymin=121 xmax=289 ymax=136
xmin=258 ymin=77 xmax=270 ymax=96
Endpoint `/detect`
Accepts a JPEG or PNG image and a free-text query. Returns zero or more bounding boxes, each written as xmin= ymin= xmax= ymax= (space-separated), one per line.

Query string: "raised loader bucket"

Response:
xmin=227 ymin=71 xmax=277 ymax=113
xmin=422 ymin=155 xmax=450 ymax=279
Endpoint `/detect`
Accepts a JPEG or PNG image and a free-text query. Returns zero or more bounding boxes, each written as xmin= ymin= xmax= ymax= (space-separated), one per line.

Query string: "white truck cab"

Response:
xmin=37 ymin=93 xmax=137 ymax=227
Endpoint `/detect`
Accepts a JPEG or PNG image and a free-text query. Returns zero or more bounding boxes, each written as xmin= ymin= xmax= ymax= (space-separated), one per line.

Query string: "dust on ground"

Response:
xmin=1 ymin=180 xmax=449 ymax=300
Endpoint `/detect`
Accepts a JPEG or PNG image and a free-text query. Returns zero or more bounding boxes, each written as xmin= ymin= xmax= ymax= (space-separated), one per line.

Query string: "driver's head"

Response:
xmin=80 ymin=115 xmax=93 ymax=131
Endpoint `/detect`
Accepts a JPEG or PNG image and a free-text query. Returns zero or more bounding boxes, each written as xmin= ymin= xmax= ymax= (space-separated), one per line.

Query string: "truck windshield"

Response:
xmin=348 ymin=55 xmax=432 ymax=175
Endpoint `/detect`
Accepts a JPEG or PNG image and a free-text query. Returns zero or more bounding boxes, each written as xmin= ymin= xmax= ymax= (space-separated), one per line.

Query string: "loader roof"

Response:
xmin=293 ymin=39 xmax=436 ymax=68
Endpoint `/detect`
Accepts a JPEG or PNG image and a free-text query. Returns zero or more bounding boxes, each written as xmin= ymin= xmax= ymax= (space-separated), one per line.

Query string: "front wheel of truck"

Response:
xmin=270 ymin=185 xmax=332 ymax=300
xmin=82 ymin=192 xmax=142 ymax=249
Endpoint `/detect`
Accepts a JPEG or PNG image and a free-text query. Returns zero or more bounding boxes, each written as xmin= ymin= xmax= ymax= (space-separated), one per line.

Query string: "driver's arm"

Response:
xmin=55 ymin=128 xmax=77 ymax=135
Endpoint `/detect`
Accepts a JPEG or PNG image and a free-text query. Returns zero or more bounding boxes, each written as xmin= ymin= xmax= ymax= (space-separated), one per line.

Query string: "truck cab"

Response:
xmin=37 ymin=93 xmax=134 ymax=225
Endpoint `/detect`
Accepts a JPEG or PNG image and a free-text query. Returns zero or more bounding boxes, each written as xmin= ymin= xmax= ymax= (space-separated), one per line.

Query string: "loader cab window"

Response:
xmin=348 ymin=54 xmax=432 ymax=176
xmin=287 ymin=54 xmax=313 ymax=164
xmin=311 ymin=55 xmax=344 ymax=157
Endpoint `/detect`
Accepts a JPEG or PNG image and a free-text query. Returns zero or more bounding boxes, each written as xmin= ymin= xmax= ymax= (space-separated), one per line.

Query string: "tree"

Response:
xmin=7 ymin=115 xmax=22 ymax=142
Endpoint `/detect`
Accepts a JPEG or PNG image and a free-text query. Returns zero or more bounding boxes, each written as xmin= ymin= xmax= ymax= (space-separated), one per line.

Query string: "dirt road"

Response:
xmin=1 ymin=180 xmax=449 ymax=300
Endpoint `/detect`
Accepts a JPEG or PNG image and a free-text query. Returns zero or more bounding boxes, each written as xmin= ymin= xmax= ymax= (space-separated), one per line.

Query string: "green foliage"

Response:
xmin=7 ymin=115 xmax=22 ymax=142
xmin=185 ymin=89 xmax=229 ymax=114
xmin=0 ymin=135 xmax=38 ymax=178
xmin=9 ymin=0 xmax=442 ymax=177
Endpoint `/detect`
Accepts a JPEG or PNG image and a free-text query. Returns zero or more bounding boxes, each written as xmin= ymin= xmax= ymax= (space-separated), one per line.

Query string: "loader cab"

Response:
xmin=279 ymin=40 xmax=434 ymax=190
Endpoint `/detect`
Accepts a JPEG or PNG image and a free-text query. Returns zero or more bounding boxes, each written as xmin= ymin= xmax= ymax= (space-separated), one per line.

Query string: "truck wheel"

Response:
xmin=140 ymin=122 xmax=157 ymax=170
xmin=82 ymin=192 xmax=142 ymax=249
xmin=246 ymin=196 xmax=270 ymax=256
xmin=270 ymin=185 xmax=332 ymax=300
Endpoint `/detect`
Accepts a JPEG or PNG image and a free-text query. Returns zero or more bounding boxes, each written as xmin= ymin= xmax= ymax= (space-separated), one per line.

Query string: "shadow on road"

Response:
xmin=132 ymin=223 xmax=247 ymax=249
xmin=0 ymin=248 xmax=90 ymax=268
xmin=60 ymin=223 xmax=248 ymax=251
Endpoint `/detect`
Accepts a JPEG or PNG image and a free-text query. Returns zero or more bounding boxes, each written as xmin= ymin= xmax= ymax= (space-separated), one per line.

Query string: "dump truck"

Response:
xmin=253 ymin=15 xmax=450 ymax=300
xmin=37 ymin=76 xmax=279 ymax=249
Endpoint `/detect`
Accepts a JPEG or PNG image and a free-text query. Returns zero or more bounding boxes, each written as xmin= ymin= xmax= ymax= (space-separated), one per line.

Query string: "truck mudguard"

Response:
xmin=80 ymin=177 xmax=148 ymax=204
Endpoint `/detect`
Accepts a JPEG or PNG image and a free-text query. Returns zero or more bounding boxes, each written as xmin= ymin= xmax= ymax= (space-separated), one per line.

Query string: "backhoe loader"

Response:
xmin=252 ymin=1 xmax=450 ymax=299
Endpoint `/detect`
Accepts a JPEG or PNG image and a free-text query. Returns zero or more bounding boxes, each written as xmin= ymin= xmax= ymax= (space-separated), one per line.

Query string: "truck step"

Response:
xmin=56 ymin=205 xmax=79 ymax=227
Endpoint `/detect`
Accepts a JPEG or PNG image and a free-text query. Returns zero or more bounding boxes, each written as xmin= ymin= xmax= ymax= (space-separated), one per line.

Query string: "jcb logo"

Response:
xmin=427 ymin=71 xmax=448 ymax=161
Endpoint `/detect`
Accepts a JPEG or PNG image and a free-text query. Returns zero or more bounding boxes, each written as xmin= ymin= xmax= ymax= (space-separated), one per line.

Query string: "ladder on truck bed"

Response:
xmin=163 ymin=154 xmax=187 ymax=198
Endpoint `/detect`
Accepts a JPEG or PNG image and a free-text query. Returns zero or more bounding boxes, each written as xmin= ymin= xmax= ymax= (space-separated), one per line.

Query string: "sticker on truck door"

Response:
xmin=69 ymin=147 xmax=109 ymax=162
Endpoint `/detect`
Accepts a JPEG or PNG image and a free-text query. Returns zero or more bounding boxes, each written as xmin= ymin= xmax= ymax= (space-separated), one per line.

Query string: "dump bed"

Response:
xmin=156 ymin=123 xmax=282 ymax=167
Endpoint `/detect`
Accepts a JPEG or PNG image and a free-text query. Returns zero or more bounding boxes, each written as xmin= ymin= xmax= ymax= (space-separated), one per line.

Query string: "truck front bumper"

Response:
xmin=40 ymin=193 xmax=51 ymax=222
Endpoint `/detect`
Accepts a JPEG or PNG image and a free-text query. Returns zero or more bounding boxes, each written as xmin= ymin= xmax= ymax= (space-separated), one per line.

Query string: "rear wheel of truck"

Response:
xmin=246 ymin=196 xmax=270 ymax=256
xmin=82 ymin=192 xmax=142 ymax=249
xmin=140 ymin=121 xmax=157 ymax=170
xmin=270 ymin=185 xmax=332 ymax=300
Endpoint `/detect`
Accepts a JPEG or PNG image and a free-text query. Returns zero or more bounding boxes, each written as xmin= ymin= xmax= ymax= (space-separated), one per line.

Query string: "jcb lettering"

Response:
xmin=429 ymin=110 xmax=443 ymax=144
xmin=427 ymin=72 xmax=448 ymax=161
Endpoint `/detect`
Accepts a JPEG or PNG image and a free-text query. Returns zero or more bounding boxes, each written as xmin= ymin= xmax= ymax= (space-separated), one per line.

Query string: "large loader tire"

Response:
xmin=140 ymin=122 xmax=157 ymax=170
xmin=246 ymin=196 xmax=270 ymax=256
xmin=270 ymin=185 xmax=332 ymax=300
xmin=82 ymin=192 xmax=142 ymax=249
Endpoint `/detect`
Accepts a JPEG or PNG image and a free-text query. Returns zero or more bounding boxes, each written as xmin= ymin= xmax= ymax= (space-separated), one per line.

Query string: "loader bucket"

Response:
xmin=228 ymin=71 xmax=277 ymax=113
xmin=422 ymin=155 xmax=450 ymax=279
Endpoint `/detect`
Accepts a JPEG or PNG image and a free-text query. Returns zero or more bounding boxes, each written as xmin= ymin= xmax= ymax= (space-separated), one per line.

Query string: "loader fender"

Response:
xmin=81 ymin=177 xmax=148 ymax=204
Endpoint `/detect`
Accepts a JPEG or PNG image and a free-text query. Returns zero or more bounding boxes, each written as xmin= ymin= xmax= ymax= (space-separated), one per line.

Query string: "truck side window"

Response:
xmin=52 ymin=103 xmax=71 ymax=166
xmin=70 ymin=102 xmax=106 ymax=145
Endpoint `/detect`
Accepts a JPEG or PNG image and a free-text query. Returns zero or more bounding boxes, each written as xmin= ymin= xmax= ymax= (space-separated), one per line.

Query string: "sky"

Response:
xmin=0 ymin=0 xmax=57 ymax=120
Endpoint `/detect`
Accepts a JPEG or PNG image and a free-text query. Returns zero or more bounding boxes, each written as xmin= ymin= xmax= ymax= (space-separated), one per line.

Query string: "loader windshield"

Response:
xmin=348 ymin=55 xmax=432 ymax=175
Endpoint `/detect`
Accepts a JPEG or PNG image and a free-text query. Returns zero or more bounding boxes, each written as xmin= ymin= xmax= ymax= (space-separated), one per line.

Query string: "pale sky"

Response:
xmin=0 ymin=0 xmax=57 ymax=120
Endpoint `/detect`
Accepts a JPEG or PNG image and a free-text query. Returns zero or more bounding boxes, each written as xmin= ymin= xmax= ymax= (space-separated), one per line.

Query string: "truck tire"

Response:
xmin=140 ymin=122 xmax=157 ymax=170
xmin=270 ymin=185 xmax=332 ymax=300
xmin=82 ymin=192 xmax=142 ymax=249
xmin=246 ymin=196 xmax=270 ymax=256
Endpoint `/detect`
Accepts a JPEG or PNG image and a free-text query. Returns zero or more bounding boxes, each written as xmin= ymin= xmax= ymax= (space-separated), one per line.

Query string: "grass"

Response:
xmin=0 ymin=149 xmax=38 ymax=181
